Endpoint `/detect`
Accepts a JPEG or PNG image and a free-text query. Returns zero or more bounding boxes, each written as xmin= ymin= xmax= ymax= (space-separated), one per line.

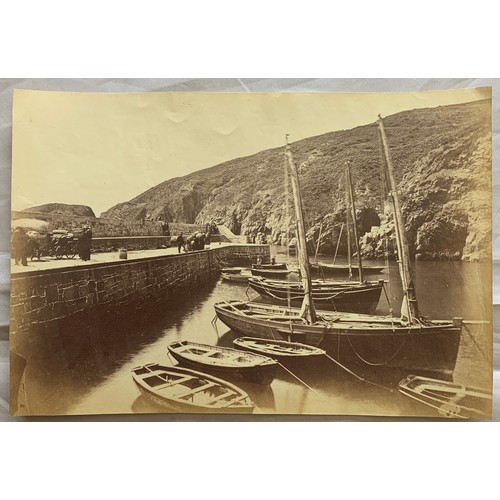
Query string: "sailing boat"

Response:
xmin=248 ymin=161 xmax=384 ymax=314
xmin=215 ymin=121 xmax=462 ymax=374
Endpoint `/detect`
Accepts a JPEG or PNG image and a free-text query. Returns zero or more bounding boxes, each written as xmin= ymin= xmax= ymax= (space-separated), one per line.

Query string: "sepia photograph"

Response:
xmin=9 ymin=87 xmax=492 ymax=418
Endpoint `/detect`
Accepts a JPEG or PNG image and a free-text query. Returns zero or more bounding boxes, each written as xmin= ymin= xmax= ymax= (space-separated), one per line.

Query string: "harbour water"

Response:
xmin=15 ymin=252 xmax=492 ymax=417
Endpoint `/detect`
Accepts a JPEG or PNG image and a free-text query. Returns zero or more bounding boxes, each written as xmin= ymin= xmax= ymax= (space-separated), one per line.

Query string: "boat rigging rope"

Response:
xmin=381 ymin=282 xmax=395 ymax=331
xmin=332 ymin=222 xmax=344 ymax=266
xmin=322 ymin=352 xmax=395 ymax=393
xmin=277 ymin=362 xmax=320 ymax=395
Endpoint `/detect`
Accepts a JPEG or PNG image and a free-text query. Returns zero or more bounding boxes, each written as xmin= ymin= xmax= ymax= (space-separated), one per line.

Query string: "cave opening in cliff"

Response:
xmin=358 ymin=208 xmax=381 ymax=234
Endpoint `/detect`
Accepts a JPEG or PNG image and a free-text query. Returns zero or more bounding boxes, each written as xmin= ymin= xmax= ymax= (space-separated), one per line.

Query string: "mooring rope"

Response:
xmin=322 ymin=352 xmax=395 ymax=393
xmin=277 ymin=362 xmax=320 ymax=395
xmin=462 ymin=323 xmax=489 ymax=362
xmin=256 ymin=284 xmax=361 ymax=304
xmin=346 ymin=334 xmax=408 ymax=367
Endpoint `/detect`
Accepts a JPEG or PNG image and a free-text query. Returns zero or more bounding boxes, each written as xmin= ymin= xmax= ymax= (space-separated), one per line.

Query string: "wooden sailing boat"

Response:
xmin=215 ymin=122 xmax=462 ymax=374
xmin=215 ymin=135 xmax=325 ymax=346
xmin=248 ymin=160 xmax=384 ymax=313
xmin=247 ymin=276 xmax=383 ymax=313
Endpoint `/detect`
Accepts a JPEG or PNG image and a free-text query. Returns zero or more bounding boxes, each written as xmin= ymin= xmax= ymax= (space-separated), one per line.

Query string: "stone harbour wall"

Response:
xmin=9 ymin=245 xmax=270 ymax=336
xmin=90 ymin=235 xmax=222 ymax=253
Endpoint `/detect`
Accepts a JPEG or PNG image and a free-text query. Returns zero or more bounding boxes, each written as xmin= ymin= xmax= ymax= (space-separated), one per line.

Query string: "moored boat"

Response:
xmin=221 ymin=267 xmax=247 ymax=274
xmin=248 ymin=276 xmax=383 ymax=313
xmin=167 ymin=340 xmax=279 ymax=385
xmin=216 ymin=123 xmax=463 ymax=375
xmin=221 ymin=271 xmax=251 ymax=283
xmin=131 ymin=363 xmax=254 ymax=413
xmin=398 ymin=374 xmax=492 ymax=419
xmin=250 ymin=268 xmax=292 ymax=279
xmin=233 ymin=336 xmax=325 ymax=361
xmin=252 ymin=263 xmax=287 ymax=270
xmin=310 ymin=262 xmax=385 ymax=277
xmin=214 ymin=300 xmax=325 ymax=346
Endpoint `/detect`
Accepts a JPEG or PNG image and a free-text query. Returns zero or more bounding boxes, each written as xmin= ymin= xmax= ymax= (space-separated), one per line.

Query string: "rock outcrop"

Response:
xmin=22 ymin=203 xmax=96 ymax=218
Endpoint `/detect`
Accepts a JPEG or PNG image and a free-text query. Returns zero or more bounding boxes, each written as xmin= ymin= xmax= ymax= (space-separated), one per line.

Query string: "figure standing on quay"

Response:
xmin=78 ymin=226 xmax=92 ymax=261
xmin=176 ymin=233 xmax=186 ymax=253
xmin=11 ymin=227 xmax=28 ymax=266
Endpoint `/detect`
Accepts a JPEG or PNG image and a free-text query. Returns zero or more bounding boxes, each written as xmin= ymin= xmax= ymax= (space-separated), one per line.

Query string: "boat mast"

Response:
xmin=377 ymin=115 xmax=419 ymax=322
xmin=285 ymin=136 xmax=317 ymax=323
xmin=345 ymin=161 xmax=364 ymax=283
xmin=314 ymin=221 xmax=323 ymax=264
xmin=345 ymin=182 xmax=353 ymax=280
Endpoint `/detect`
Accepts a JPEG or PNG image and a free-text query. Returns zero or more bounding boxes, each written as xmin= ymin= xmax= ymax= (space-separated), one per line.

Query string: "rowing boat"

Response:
xmin=398 ymin=374 xmax=492 ymax=419
xmin=131 ymin=363 xmax=254 ymax=413
xmin=233 ymin=336 xmax=325 ymax=361
xmin=221 ymin=267 xmax=247 ymax=274
xmin=221 ymin=271 xmax=251 ymax=283
xmin=250 ymin=268 xmax=292 ymax=279
xmin=167 ymin=340 xmax=279 ymax=385
xmin=252 ymin=263 xmax=287 ymax=270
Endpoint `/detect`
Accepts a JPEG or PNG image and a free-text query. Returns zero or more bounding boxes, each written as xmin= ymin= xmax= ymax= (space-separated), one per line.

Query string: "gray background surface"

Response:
xmin=0 ymin=78 xmax=497 ymax=421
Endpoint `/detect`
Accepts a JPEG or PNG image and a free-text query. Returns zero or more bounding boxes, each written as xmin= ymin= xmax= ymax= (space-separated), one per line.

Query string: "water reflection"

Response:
xmin=12 ymin=257 xmax=492 ymax=418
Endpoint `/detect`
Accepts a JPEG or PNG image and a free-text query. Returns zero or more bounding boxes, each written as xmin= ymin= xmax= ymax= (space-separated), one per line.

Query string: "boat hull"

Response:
xmin=398 ymin=375 xmax=492 ymax=418
xmin=250 ymin=268 xmax=292 ymax=279
xmin=248 ymin=278 xmax=382 ymax=313
xmin=214 ymin=302 xmax=325 ymax=347
xmin=322 ymin=324 xmax=461 ymax=375
xmin=233 ymin=337 xmax=325 ymax=364
xmin=252 ymin=263 xmax=287 ymax=270
xmin=214 ymin=301 xmax=461 ymax=374
xmin=131 ymin=364 xmax=254 ymax=414
xmin=311 ymin=262 xmax=385 ymax=277
xmin=133 ymin=382 xmax=252 ymax=414
xmin=168 ymin=347 xmax=278 ymax=386
xmin=221 ymin=272 xmax=250 ymax=283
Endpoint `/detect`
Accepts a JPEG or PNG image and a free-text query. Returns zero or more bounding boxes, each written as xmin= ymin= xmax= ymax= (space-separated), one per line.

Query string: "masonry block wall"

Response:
xmin=10 ymin=245 xmax=270 ymax=336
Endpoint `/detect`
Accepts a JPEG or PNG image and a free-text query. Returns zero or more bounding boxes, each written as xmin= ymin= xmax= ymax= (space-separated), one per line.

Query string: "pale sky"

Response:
xmin=11 ymin=87 xmax=491 ymax=216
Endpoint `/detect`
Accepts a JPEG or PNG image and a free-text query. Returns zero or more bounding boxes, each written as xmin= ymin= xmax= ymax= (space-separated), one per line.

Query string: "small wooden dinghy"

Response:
xmin=168 ymin=341 xmax=278 ymax=385
xmin=252 ymin=263 xmax=287 ymax=270
xmin=233 ymin=336 xmax=325 ymax=362
xmin=131 ymin=364 xmax=254 ymax=413
xmin=221 ymin=267 xmax=247 ymax=274
xmin=221 ymin=271 xmax=251 ymax=283
xmin=398 ymin=374 xmax=492 ymax=419
xmin=251 ymin=268 xmax=292 ymax=279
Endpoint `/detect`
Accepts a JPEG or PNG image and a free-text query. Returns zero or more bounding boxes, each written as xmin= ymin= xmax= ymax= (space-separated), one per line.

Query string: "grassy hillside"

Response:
xmin=22 ymin=203 xmax=96 ymax=218
xmin=102 ymin=99 xmax=491 ymax=261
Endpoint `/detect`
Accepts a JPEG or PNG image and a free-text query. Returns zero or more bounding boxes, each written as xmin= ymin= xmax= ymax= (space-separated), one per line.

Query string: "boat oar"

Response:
xmin=277 ymin=362 xmax=320 ymax=396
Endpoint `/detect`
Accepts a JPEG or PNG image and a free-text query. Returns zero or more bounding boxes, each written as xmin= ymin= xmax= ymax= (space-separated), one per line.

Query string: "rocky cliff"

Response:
xmin=102 ymin=99 xmax=491 ymax=261
xmin=22 ymin=203 xmax=96 ymax=218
